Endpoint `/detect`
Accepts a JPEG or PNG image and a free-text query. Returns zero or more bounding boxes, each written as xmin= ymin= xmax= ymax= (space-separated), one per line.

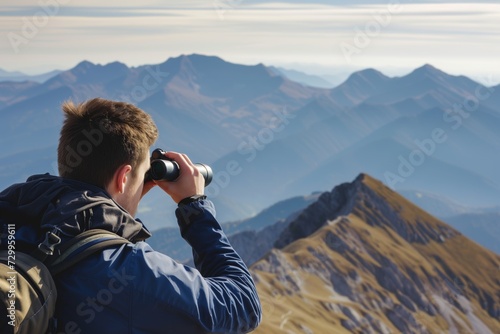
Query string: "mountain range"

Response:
xmin=0 ymin=54 xmax=499 ymax=230
xmin=251 ymin=174 xmax=500 ymax=333
xmin=2 ymin=54 xmax=499 ymax=332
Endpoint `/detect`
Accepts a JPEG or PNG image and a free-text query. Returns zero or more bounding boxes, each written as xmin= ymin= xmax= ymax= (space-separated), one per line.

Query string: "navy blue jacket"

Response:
xmin=0 ymin=175 xmax=262 ymax=333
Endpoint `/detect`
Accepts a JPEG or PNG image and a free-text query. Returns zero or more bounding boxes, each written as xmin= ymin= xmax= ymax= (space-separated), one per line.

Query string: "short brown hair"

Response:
xmin=58 ymin=98 xmax=158 ymax=188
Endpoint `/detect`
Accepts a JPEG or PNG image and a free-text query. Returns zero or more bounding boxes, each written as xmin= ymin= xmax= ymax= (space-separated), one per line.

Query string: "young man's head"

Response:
xmin=58 ymin=98 xmax=158 ymax=215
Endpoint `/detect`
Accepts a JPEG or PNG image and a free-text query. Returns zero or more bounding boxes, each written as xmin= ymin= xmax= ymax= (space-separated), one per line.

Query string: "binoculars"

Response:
xmin=144 ymin=148 xmax=213 ymax=186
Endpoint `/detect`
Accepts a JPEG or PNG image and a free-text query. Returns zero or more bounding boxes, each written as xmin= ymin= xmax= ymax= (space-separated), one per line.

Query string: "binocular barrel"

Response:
xmin=145 ymin=149 xmax=213 ymax=186
xmin=149 ymin=160 xmax=213 ymax=186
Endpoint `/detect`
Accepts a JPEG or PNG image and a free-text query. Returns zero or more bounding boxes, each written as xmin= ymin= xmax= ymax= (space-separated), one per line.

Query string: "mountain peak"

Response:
xmin=73 ymin=60 xmax=95 ymax=71
xmin=406 ymin=63 xmax=448 ymax=80
xmin=330 ymin=69 xmax=390 ymax=106
xmin=157 ymin=53 xmax=287 ymax=103
xmin=344 ymin=68 xmax=389 ymax=86
xmin=354 ymin=172 xmax=373 ymax=183
xmin=171 ymin=53 xmax=233 ymax=70
xmin=274 ymin=173 xmax=459 ymax=249
xmin=274 ymin=174 xmax=363 ymax=248
xmin=69 ymin=60 xmax=130 ymax=75
xmin=351 ymin=172 xmax=382 ymax=191
xmin=45 ymin=59 xmax=130 ymax=87
xmin=417 ymin=63 xmax=440 ymax=71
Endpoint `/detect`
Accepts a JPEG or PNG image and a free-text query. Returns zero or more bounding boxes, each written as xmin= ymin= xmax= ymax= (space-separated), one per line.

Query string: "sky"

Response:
xmin=1 ymin=0 xmax=499 ymax=85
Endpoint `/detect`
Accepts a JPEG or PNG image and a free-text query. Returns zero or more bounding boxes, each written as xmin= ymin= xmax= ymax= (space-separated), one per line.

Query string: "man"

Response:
xmin=0 ymin=98 xmax=262 ymax=333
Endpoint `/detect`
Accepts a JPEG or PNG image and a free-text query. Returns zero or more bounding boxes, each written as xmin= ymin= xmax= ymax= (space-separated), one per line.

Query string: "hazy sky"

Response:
xmin=1 ymin=0 xmax=499 ymax=84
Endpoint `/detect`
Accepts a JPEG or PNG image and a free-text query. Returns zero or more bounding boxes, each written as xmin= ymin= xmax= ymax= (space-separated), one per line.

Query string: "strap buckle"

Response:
xmin=38 ymin=230 xmax=61 ymax=257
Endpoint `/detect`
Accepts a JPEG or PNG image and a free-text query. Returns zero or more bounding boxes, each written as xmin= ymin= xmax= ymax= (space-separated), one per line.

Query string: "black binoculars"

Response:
xmin=144 ymin=149 xmax=213 ymax=186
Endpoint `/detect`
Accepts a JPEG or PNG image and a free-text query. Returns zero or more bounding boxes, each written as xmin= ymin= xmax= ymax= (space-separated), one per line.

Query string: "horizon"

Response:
xmin=1 ymin=54 xmax=498 ymax=88
xmin=1 ymin=1 xmax=499 ymax=86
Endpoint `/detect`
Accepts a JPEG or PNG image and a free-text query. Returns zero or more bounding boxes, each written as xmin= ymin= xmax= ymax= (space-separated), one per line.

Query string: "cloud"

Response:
xmin=0 ymin=1 xmax=498 ymax=82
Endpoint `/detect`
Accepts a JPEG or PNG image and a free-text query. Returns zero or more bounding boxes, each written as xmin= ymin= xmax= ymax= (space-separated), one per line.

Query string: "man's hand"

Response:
xmin=152 ymin=151 xmax=205 ymax=203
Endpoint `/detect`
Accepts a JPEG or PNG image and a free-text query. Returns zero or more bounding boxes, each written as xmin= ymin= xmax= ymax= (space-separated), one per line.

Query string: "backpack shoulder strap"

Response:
xmin=48 ymin=229 xmax=131 ymax=276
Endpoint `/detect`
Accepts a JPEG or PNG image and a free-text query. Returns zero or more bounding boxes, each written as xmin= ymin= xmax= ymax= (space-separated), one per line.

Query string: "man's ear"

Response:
xmin=111 ymin=164 xmax=132 ymax=194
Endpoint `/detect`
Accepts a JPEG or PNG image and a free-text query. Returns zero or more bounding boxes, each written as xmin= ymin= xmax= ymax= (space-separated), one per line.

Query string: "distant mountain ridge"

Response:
xmin=1 ymin=54 xmax=499 ymax=229
xmin=0 ymin=68 xmax=62 ymax=83
xmin=251 ymin=173 xmax=500 ymax=333
xmin=268 ymin=66 xmax=335 ymax=88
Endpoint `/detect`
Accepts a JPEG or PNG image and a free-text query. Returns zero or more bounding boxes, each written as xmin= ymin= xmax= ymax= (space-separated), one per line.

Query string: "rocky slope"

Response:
xmin=250 ymin=174 xmax=500 ymax=333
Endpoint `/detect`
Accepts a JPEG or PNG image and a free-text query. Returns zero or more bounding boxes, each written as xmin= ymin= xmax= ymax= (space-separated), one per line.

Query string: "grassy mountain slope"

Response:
xmin=251 ymin=174 xmax=500 ymax=333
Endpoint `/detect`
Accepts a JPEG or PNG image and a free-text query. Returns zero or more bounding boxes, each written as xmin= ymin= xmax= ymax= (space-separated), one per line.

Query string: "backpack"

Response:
xmin=0 ymin=229 xmax=130 ymax=334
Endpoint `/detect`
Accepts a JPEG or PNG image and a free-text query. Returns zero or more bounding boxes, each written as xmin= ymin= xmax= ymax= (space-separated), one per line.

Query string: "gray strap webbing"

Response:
xmin=48 ymin=229 xmax=131 ymax=276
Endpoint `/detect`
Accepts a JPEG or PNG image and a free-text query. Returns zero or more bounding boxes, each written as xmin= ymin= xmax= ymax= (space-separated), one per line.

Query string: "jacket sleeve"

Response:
xmin=132 ymin=199 xmax=262 ymax=333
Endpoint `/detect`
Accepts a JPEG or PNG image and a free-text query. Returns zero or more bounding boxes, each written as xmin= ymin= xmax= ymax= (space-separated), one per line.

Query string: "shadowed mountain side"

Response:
xmin=251 ymin=174 xmax=500 ymax=333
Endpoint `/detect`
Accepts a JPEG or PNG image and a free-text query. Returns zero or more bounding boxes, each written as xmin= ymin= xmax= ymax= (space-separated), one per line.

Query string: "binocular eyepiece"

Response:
xmin=144 ymin=148 xmax=213 ymax=186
